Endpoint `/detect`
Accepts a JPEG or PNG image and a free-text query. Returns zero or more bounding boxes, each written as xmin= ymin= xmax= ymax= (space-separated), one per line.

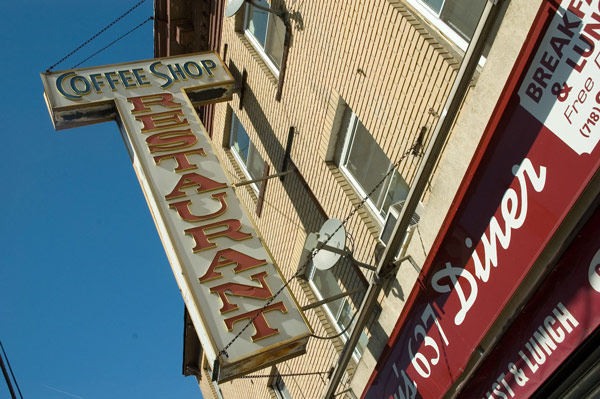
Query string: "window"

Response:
xmin=244 ymin=0 xmax=286 ymax=75
xmin=271 ymin=371 xmax=292 ymax=399
xmin=405 ymin=0 xmax=487 ymax=51
xmin=307 ymin=260 xmax=369 ymax=358
xmin=230 ymin=113 xmax=265 ymax=191
xmin=337 ymin=109 xmax=409 ymax=222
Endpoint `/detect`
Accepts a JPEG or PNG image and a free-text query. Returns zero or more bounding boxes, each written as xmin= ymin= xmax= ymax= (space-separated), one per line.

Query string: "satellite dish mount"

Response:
xmin=305 ymin=219 xmax=376 ymax=272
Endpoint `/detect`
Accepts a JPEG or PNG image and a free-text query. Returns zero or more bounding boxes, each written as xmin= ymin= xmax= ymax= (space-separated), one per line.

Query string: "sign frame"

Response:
xmin=41 ymin=51 xmax=312 ymax=382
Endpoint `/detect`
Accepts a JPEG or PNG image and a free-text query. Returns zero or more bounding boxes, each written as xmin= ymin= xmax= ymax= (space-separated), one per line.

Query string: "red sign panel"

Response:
xmin=457 ymin=204 xmax=600 ymax=398
xmin=362 ymin=1 xmax=600 ymax=398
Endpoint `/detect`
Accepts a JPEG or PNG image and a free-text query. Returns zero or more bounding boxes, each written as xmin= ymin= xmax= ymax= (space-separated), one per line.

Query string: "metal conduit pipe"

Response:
xmin=321 ymin=1 xmax=506 ymax=397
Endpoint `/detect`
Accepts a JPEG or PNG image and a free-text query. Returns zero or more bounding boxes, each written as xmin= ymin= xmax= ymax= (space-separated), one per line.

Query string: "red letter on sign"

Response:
xmin=136 ymin=109 xmax=189 ymax=132
xmin=147 ymin=129 xmax=198 ymax=153
xmin=154 ymin=148 xmax=207 ymax=172
xmin=185 ymin=219 xmax=252 ymax=251
xmin=210 ymin=271 xmax=273 ymax=314
xmin=199 ymin=248 xmax=267 ymax=282
xmin=128 ymin=93 xmax=180 ymax=113
xmin=224 ymin=301 xmax=288 ymax=341
xmin=169 ymin=192 xmax=228 ymax=222
xmin=165 ymin=172 xmax=227 ymax=200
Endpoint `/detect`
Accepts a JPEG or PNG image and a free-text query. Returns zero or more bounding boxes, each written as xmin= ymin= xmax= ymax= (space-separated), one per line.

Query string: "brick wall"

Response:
xmin=201 ymin=0 xmax=461 ymax=397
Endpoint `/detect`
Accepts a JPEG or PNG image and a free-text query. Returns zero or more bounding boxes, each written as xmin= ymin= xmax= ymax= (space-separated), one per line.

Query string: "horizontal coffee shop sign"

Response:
xmin=41 ymin=52 xmax=311 ymax=382
xmin=42 ymin=52 xmax=236 ymax=130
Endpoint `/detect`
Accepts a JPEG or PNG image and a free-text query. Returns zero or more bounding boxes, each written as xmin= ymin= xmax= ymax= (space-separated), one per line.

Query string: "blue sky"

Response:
xmin=1 ymin=1 xmax=203 ymax=398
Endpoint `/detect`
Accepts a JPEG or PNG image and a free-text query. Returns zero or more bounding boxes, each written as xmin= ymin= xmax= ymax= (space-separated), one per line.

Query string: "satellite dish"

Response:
xmin=310 ymin=219 xmax=346 ymax=271
xmin=298 ymin=219 xmax=376 ymax=277
xmin=225 ymin=0 xmax=245 ymax=17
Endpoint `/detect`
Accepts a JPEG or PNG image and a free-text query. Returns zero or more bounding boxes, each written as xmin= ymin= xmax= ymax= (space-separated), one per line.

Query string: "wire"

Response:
xmin=0 ymin=340 xmax=23 ymax=399
xmin=310 ymin=306 xmax=359 ymax=340
xmin=237 ymin=371 xmax=331 ymax=378
xmin=46 ymin=0 xmax=148 ymax=71
xmin=71 ymin=16 xmax=153 ymax=68
xmin=216 ymin=145 xmax=417 ymax=359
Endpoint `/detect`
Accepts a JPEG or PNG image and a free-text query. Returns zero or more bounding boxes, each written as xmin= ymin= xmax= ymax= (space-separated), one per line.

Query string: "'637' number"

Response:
xmin=407 ymin=304 xmax=449 ymax=378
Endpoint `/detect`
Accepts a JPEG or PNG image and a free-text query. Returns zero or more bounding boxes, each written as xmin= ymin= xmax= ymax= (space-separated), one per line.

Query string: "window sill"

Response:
xmin=296 ymin=277 xmax=360 ymax=371
xmin=236 ymin=32 xmax=279 ymax=86
xmin=224 ymin=148 xmax=259 ymax=203
xmin=386 ymin=0 xmax=464 ymax=67
xmin=325 ymin=162 xmax=383 ymax=241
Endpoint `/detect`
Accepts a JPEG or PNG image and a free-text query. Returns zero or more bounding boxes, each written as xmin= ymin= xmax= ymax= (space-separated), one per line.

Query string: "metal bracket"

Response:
xmin=301 ymin=287 xmax=365 ymax=311
xmin=233 ymin=168 xmax=295 ymax=187
xmin=315 ymin=240 xmax=377 ymax=271
xmin=393 ymin=255 xmax=421 ymax=276
xmin=211 ymin=358 xmax=220 ymax=382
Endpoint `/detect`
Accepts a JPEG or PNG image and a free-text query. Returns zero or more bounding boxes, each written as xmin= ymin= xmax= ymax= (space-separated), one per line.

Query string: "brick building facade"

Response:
xmin=154 ymin=0 xmax=600 ymax=398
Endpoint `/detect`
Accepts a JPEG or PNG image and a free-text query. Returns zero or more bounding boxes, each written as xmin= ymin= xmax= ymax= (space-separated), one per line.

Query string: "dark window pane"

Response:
xmin=246 ymin=2 xmax=268 ymax=46
xmin=311 ymin=266 xmax=344 ymax=317
xmin=344 ymin=120 xmax=391 ymax=204
xmin=247 ymin=143 xmax=264 ymax=180
xmin=381 ymin=171 xmax=410 ymax=217
xmin=421 ymin=0 xmax=443 ymax=14
xmin=231 ymin=117 xmax=250 ymax=163
xmin=265 ymin=14 xmax=285 ymax=68
xmin=440 ymin=0 xmax=486 ymax=41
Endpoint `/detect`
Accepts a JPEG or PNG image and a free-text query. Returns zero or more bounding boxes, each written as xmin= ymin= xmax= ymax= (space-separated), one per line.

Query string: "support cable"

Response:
xmin=71 ymin=17 xmax=153 ymax=69
xmin=216 ymin=145 xmax=417 ymax=360
xmin=309 ymin=307 xmax=359 ymax=340
xmin=0 ymin=339 xmax=23 ymax=399
xmin=46 ymin=0 xmax=148 ymax=71
xmin=237 ymin=371 xmax=331 ymax=378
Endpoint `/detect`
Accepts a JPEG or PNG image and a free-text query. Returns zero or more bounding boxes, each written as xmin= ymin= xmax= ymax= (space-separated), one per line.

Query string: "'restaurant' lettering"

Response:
xmin=153 ymin=148 xmax=207 ymax=172
xmin=210 ymin=271 xmax=273 ymax=313
xmin=146 ymin=129 xmax=198 ymax=153
xmin=185 ymin=219 xmax=253 ymax=252
xmin=135 ymin=109 xmax=188 ymax=132
xmin=224 ymin=301 xmax=288 ymax=341
xmin=199 ymin=248 xmax=267 ymax=283
xmin=169 ymin=192 xmax=229 ymax=222
xmin=165 ymin=172 xmax=227 ymax=200
xmin=127 ymin=93 xmax=288 ymax=342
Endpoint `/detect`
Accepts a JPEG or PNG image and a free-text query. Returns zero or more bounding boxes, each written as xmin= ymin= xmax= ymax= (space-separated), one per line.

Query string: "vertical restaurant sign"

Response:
xmin=41 ymin=52 xmax=311 ymax=382
xmin=456 ymin=204 xmax=600 ymax=398
xmin=362 ymin=1 xmax=600 ymax=398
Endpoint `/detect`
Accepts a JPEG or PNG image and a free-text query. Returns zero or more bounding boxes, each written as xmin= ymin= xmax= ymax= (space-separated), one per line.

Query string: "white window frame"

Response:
xmin=271 ymin=371 xmax=292 ymax=399
xmin=338 ymin=111 xmax=409 ymax=224
xmin=405 ymin=0 xmax=470 ymax=51
xmin=306 ymin=262 xmax=368 ymax=360
xmin=229 ymin=113 xmax=264 ymax=193
xmin=243 ymin=2 xmax=283 ymax=77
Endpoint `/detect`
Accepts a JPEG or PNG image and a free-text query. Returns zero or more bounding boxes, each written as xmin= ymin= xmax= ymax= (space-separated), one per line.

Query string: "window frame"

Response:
xmin=229 ymin=113 xmax=265 ymax=193
xmin=306 ymin=261 xmax=368 ymax=360
xmin=338 ymin=111 xmax=409 ymax=224
xmin=404 ymin=0 xmax=481 ymax=53
xmin=271 ymin=371 xmax=292 ymax=399
xmin=243 ymin=1 xmax=284 ymax=77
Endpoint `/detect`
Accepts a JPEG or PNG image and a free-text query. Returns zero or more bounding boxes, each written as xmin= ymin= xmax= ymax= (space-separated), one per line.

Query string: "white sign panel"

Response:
xmin=518 ymin=0 xmax=600 ymax=155
xmin=41 ymin=52 xmax=311 ymax=382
